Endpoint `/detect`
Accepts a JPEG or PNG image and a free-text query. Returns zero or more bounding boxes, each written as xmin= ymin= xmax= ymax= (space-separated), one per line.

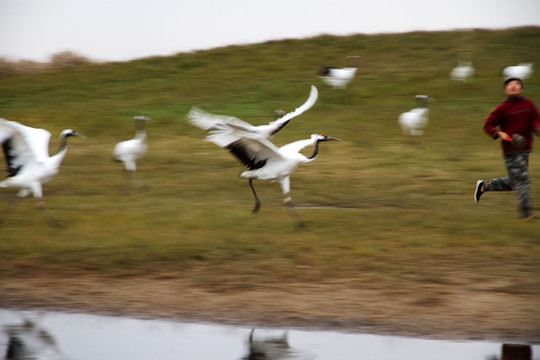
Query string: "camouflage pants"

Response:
xmin=484 ymin=152 xmax=532 ymax=216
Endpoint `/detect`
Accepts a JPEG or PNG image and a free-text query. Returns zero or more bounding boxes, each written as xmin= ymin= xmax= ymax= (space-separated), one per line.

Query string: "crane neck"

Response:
xmin=57 ymin=135 xmax=69 ymax=154
xmin=307 ymin=139 xmax=322 ymax=160
xmin=135 ymin=119 xmax=146 ymax=132
xmin=134 ymin=119 xmax=147 ymax=140
xmin=135 ymin=129 xmax=146 ymax=140
xmin=52 ymin=135 xmax=70 ymax=165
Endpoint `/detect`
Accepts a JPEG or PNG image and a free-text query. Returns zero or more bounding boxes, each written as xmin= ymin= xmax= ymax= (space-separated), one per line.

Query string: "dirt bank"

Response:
xmin=1 ymin=265 xmax=539 ymax=343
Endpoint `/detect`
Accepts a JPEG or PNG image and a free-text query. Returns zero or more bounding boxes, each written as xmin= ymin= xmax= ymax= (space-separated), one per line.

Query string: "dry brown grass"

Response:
xmin=0 ymin=51 xmax=94 ymax=77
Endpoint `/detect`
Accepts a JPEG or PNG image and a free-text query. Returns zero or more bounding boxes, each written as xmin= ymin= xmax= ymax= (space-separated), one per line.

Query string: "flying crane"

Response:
xmin=0 ymin=118 xmax=83 ymax=226
xmin=190 ymin=122 xmax=340 ymax=227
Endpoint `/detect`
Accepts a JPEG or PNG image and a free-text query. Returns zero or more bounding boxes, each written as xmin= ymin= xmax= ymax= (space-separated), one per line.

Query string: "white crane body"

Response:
xmin=230 ymin=135 xmax=316 ymax=196
xmin=203 ymin=126 xmax=339 ymax=214
xmin=502 ymin=63 xmax=533 ymax=80
xmin=0 ymin=119 xmax=74 ymax=198
xmin=398 ymin=95 xmax=431 ymax=137
xmin=398 ymin=108 xmax=429 ymax=136
xmin=0 ymin=118 xmax=81 ymax=226
xmin=319 ymin=67 xmax=357 ymax=89
xmin=450 ymin=62 xmax=475 ymax=82
xmin=319 ymin=57 xmax=360 ymax=90
xmin=112 ymin=115 xmax=149 ymax=191
xmin=113 ymin=131 xmax=147 ymax=172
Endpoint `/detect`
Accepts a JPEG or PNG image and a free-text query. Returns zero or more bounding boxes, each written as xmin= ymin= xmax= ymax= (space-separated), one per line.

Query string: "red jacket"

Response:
xmin=483 ymin=96 xmax=540 ymax=154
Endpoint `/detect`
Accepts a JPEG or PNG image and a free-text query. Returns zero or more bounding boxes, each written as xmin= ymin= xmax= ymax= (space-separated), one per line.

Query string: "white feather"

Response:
xmin=319 ymin=67 xmax=357 ymax=89
xmin=0 ymin=118 xmax=79 ymax=199
xmin=450 ymin=61 xmax=475 ymax=82
xmin=398 ymin=96 xmax=431 ymax=137
xmin=113 ymin=116 xmax=149 ymax=172
xmin=188 ymin=85 xmax=318 ymax=139
xmin=502 ymin=63 xmax=533 ymax=79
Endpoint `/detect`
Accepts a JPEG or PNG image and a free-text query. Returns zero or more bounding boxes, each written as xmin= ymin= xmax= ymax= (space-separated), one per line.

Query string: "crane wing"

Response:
xmin=278 ymin=137 xmax=314 ymax=155
xmin=187 ymin=106 xmax=257 ymax=133
xmin=263 ymin=85 xmax=318 ymax=137
xmin=206 ymin=129 xmax=283 ymax=170
xmin=188 ymin=85 xmax=318 ymax=139
xmin=0 ymin=119 xmax=51 ymax=176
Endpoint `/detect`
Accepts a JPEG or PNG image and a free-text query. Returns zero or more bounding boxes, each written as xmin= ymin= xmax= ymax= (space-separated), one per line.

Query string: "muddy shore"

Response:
xmin=1 ymin=265 xmax=539 ymax=343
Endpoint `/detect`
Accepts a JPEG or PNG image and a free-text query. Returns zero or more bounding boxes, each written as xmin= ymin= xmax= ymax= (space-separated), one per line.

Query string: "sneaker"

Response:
xmin=474 ymin=180 xmax=484 ymax=203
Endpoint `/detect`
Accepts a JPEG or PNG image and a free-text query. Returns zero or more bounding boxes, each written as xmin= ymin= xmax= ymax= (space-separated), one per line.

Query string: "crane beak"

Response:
xmin=73 ymin=132 xmax=87 ymax=138
xmin=326 ymin=136 xmax=342 ymax=141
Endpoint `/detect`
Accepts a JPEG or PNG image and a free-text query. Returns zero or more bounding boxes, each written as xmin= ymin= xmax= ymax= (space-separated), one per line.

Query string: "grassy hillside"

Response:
xmin=1 ymin=27 xmax=539 ymax=286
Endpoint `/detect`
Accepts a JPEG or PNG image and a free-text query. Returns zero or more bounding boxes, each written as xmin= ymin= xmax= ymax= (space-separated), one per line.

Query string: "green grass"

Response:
xmin=1 ymin=27 xmax=539 ymax=288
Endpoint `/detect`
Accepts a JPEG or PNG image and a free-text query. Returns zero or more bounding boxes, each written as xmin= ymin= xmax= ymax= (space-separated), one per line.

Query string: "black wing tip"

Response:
xmin=227 ymin=141 xmax=267 ymax=170
xmin=1 ymin=138 xmax=22 ymax=177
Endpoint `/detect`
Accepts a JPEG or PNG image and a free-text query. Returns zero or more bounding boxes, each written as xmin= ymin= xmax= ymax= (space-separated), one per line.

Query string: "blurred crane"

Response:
xmin=190 ymin=118 xmax=340 ymax=227
xmin=113 ymin=115 xmax=149 ymax=192
xmin=502 ymin=63 xmax=533 ymax=80
xmin=242 ymin=329 xmax=292 ymax=360
xmin=4 ymin=319 xmax=72 ymax=360
xmin=450 ymin=61 xmax=475 ymax=82
xmin=398 ymin=95 xmax=432 ymax=137
xmin=319 ymin=56 xmax=360 ymax=89
xmin=187 ymin=85 xmax=318 ymax=139
xmin=0 ymin=118 xmax=83 ymax=226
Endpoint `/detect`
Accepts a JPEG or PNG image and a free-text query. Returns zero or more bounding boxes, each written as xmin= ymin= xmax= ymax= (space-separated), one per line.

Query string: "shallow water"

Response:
xmin=0 ymin=308 xmax=537 ymax=360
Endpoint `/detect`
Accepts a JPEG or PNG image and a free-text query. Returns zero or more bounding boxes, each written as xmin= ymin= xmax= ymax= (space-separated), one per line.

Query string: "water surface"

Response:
xmin=0 ymin=308 xmax=537 ymax=360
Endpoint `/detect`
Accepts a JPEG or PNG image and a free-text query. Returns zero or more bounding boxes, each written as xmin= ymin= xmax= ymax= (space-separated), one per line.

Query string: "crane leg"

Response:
xmin=127 ymin=171 xmax=149 ymax=192
xmin=248 ymin=179 xmax=261 ymax=213
xmin=0 ymin=195 xmax=23 ymax=225
xmin=119 ymin=170 xmax=148 ymax=194
xmin=36 ymin=201 xmax=62 ymax=228
xmin=284 ymin=196 xmax=304 ymax=229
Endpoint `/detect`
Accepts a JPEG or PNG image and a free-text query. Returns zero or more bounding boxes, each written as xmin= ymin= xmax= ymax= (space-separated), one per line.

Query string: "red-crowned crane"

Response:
xmin=0 ymin=118 xmax=83 ymax=226
xmin=319 ymin=56 xmax=361 ymax=90
xmin=502 ymin=63 xmax=533 ymax=80
xmin=398 ymin=95 xmax=432 ymax=137
xmin=244 ymin=329 xmax=290 ymax=359
xmin=187 ymin=85 xmax=318 ymax=139
xmin=113 ymin=115 xmax=149 ymax=192
xmin=190 ymin=123 xmax=340 ymax=227
xmin=450 ymin=61 xmax=475 ymax=82
xmin=4 ymin=319 xmax=71 ymax=360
